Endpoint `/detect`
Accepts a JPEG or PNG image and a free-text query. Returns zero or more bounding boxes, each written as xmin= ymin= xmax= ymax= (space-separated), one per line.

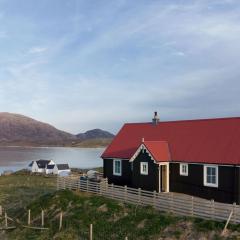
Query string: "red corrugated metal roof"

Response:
xmin=143 ymin=141 xmax=170 ymax=162
xmin=101 ymin=117 xmax=240 ymax=165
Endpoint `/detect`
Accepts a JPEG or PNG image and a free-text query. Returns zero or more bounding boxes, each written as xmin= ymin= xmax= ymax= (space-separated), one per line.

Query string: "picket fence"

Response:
xmin=57 ymin=176 xmax=240 ymax=224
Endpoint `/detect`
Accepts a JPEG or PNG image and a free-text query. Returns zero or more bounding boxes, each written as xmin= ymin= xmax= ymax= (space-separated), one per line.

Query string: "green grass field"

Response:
xmin=0 ymin=173 xmax=239 ymax=239
xmin=0 ymin=171 xmax=56 ymax=215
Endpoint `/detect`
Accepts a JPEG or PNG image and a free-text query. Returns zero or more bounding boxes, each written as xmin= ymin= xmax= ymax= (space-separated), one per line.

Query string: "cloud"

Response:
xmin=28 ymin=47 xmax=48 ymax=54
xmin=173 ymin=51 xmax=185 ymax=56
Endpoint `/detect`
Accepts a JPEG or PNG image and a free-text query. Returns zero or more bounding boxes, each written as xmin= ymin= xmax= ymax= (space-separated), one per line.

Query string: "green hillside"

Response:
xmin=0 ymin=173 xmax=239 ymax=239
xmin=72 ymin=138 xmax=113 ymax=148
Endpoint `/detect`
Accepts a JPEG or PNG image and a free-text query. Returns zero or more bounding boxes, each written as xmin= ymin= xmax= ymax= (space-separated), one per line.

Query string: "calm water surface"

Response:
xmin=0 ymin=147 xmax=105 ymax=173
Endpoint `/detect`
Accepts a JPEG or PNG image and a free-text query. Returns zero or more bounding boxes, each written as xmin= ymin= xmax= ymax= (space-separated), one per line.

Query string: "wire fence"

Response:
xmin=0 ymin=207 xmax=136 ymax=240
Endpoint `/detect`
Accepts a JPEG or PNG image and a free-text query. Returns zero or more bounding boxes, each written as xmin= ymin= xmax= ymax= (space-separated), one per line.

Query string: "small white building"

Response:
xmin=46 ymin=164 xmax=55 ymax=174
xmin=29 ymin=159 xmax=55 ymax=173
xmin=53 ymin=164 xmax=71 ymax=175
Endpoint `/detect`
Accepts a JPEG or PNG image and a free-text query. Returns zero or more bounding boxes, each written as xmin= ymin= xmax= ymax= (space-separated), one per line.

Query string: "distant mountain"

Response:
xmin=0 ymin=112 xmax=114 ymax=147
xmin=0 ymin=112 xmax=76 ymax=146
xmin=76 ymin=129 xmax=115 ymax=141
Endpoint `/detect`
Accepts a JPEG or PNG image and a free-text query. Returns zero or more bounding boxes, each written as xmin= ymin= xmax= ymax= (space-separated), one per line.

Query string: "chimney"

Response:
xmin=152 ymin=111 xmax=159 ymax=125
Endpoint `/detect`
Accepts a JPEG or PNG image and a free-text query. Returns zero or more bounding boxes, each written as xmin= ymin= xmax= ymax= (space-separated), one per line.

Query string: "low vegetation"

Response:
xmin=0 ymin=170 xmax=56 ymax=213
xmin=0 ymin=173 xmax=239 ymax=239
xmin=71 ymin=138 xmax=113 ymax=148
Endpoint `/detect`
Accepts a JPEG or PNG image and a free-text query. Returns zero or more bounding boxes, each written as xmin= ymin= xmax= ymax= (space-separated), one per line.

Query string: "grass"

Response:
xmin=72 ymin=138 xmax=113 ymax=148
xmin=193 ymin=218 xmax=225 ymax=232
xmin=0 ymin=173 xmax=239 ymax=239
xmin=6 ymin=190 xmax=180 ymax=240
xmin=0 ymin=171 xmax=56 ymax=215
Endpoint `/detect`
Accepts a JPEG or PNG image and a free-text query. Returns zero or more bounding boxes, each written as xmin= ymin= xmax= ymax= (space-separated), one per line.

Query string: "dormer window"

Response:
xmin=140 ymin=162 xmax=148 ymax=175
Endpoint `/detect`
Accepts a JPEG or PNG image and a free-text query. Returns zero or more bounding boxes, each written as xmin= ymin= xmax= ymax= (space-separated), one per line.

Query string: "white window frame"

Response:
xmin=113 ymin=159 xmax=122 ymax=176
xmin=204 ymin=165 xmax=218 ymax=188
xmin=140 ymin=162 xmax=148 ymax=175
xmin=180 ymin=163 xmax=188 ymax=176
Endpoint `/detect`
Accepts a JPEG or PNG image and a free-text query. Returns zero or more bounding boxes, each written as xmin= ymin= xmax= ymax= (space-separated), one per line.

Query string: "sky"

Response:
xmin=0 ymin=0 xmax=240 ymax=134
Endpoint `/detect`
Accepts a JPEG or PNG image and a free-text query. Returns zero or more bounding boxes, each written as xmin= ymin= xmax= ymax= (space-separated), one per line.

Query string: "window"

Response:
xmin=204 ymin=165 xmax=218 ymax=187
xmin=180 ymin=163 xmax=188 ymax=176
xmin=113 ymin=159 xmax=122 ymax=176
xmin=140 ymin=162 xmax=148 ymax=175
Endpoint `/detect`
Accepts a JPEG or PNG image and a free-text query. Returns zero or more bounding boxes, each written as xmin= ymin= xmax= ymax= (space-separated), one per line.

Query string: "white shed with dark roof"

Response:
xmin=53 ymin=164 xmax=71 ymax=175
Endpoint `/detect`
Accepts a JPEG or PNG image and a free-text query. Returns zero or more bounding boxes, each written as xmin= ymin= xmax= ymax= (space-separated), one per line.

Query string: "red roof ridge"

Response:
xmin=123 ymin=116 xmax=240 ymax=126
xmin=144 ymin=140 xmax=168 ymax=142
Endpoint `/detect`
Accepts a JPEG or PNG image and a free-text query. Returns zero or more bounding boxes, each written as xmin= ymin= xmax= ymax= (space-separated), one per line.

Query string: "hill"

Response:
xmin=72 ymin=138 xmax=113 ymax=148
xmin=76 ymin=129 xmax=114 ymax=140
xmin=0 ymin=112 xmax=114 ymax=147
xmin=74 ymin=129 xmax=114 ymax=147
xmin=0 ymin=112 xmax=76 ymax=146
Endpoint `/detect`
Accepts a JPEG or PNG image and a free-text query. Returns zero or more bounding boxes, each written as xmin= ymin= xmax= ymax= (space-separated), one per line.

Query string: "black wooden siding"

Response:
xmin=103 ymin=158 xmax=132 ymax=186
xmin=170 ymin=163 xmax=240 ymax=204
xmin=131 ymin=150 xmax=159 ymax=191
xmin=103 ymin=158 xmax=240 ymax=204
xmin=103 ymin=150 xmax=159 ymax=191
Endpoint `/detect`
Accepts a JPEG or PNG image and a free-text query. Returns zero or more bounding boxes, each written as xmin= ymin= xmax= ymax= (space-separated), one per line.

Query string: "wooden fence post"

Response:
xmin=170 ymin=192 xmax=174 ymax=214
xmin=89 ymin=223 xmax=93 ymax=240
xmin=5 ymin=212 xmax=8 ymax=228
xmin=66 ymin=177 xmax=71 ymax=189
xmin=28 ymin=209 xmax=31 ymax=226
xmin=59 ymin=177 xmax=61 ymax=190
xmin=66 ymin=177 xmax=68 ymax=189
xmin=87 ymin=180 xmax=89 ymax=192
xmin=153 ymin=191 xmax=156 ymax=209
xmin=99 ymin=181 xmax=102 ymax=195
xmin=124 ymin=185 xmax=127 ymax=202
xmin=66 ymin=178 xmax=69 ymax=189
xmin=63 ymin=177 xmax=66 ymax=189
xmin=222 ymin=210 xmax=233 ymax=236
xmin=105 ymin=178 xmax=109 ymax=195
xmin=233 ymin=202 xmax=236 ymax=224
xmin=79 ymin=179 xmax=81 ymax=191
xmin=211 ymin=199 xmax=215 ymax=220
xmin=59 ymin=212 xmax=63 ymax=230
xmin=111 ymin=183 xmax=114 ymax=198
xmin=138 ymin=188 xmax=141 ymax=204
xmin=41 ymin=209 xmax=44 ymax=227
xmin=71 ymin=178 xmax=73 ymax=190
xmin=191 ymin=196 xmax=194 ymax=217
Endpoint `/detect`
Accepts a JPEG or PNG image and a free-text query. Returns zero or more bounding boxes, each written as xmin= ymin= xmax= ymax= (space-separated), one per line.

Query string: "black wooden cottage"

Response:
xmin=102 ymin=112 xmax=240 ymax=204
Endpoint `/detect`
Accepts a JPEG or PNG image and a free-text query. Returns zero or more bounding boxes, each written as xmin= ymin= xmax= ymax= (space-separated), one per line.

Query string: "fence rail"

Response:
xmin=57 ymin=177 xmax=240 ymax=224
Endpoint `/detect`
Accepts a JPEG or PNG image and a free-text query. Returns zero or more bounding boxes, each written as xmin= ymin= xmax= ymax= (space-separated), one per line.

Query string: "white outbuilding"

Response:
xmin=53 ymin=164 xmax=71 ymax=175
xmin=29 ymin=159 xmax=55 ymax=173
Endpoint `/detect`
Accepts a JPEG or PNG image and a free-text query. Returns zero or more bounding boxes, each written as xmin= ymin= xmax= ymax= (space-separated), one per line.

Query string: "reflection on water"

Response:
xmin=0 ymin=147 xmax=104 ymax=173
